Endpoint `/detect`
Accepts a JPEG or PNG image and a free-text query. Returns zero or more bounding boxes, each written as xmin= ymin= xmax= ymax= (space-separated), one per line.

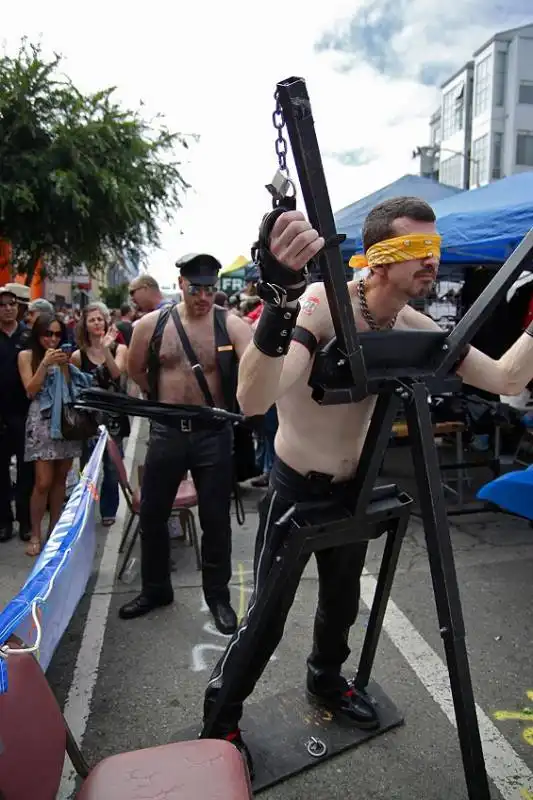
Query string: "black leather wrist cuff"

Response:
xmin=251 ymin=207 xmax=308 ymax=306
xmin=253 ymin=303 xmax=299 ymax=357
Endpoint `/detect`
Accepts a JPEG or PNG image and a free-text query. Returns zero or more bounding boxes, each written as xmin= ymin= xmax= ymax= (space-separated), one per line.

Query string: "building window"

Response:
xmin=471 ymin=134 xmax=489 ymax=185
xmin=516 ymin=133 xmax=533 ymax=166
xmin=494 ymin=50 xmax=507 ymax=106
xmin=430 ymin=120 xmax=441 ymax=147
xmin=454 ymin=86 xmax=465 ymax=130
xmin=442 ymin=83 xmax=465 ymax=139
xmin=440 ymin=153 xmax=463 ymax=188
xmin=519 ymin=82 xmax=533 ymax=105
xmin=492 ymin=132 xmax=503 ymax=179
xmin=474 ymin=54 xmax=491 ymax=116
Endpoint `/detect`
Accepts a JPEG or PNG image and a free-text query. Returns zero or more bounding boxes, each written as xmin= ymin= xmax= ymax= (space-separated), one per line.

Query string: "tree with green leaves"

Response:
xmin=0 ymin=40 xmax=192 ymax=284
xmin=99 ymin=283 xmax=129 ymax=309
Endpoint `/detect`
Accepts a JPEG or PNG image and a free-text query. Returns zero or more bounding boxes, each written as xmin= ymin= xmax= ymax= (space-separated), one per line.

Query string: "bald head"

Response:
xmin=129 ymin=275 xmax=163 ymax=313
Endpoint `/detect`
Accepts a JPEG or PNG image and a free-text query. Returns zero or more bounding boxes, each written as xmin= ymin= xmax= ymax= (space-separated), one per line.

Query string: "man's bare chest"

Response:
xmin=159 ymin=317 xmax=217 ymax=373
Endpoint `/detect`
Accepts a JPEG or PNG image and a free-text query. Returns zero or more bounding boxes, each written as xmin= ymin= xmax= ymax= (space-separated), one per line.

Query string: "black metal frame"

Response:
xmin=270 ymin=76 xmax=533 ymax=799
xmin=202 ymin=481 xmax=412 ymax=732
xmin=203 ymin=76 xmax=533 ymax=798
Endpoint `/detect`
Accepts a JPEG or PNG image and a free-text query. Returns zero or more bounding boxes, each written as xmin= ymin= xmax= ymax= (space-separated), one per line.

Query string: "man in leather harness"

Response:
xmin=202 ymin=197 xmax=533 ymax=774
xmin=120 ymin=254 xmax=252 ymax=634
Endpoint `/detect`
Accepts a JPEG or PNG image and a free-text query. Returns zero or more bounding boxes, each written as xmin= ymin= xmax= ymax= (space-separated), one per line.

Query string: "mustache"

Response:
xmin=414 ymin=269 xmax=436 ymax=277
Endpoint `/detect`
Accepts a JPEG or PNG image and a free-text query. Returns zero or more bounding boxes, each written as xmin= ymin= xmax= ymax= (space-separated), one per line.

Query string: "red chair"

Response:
xmin=0 ymin=636 xmax=253 ymax=800
xmin=105 ymin=438 xmax=201 ymax=580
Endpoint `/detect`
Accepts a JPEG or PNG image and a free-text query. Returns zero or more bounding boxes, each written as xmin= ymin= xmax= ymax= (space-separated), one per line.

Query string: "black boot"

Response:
xmin=0 ymin=525 xmax=13 ymax=543
xmin=202 ymin=696 xmax=254 ymax=780
xmin=119 ymin=590 xmax=174 ymax=620
xmin=208 ymin=600 xmax=237 ymax=635
xmin=223 ymin=729 xmax=254 ymax=781
xmin=306 ymin=673 xmax=379 ymax=730
xmin=18 ymin=523 xmax=31 ymax=542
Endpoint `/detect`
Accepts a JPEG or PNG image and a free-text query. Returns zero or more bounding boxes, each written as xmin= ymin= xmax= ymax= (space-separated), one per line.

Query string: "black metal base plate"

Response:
xmin=177 ymin=680 xmax=403 ymax=793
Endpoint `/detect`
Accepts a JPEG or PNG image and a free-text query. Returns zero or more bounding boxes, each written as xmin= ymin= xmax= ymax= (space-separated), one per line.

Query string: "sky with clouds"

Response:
xmin=2 ymin=0 xmax=532 ymax=284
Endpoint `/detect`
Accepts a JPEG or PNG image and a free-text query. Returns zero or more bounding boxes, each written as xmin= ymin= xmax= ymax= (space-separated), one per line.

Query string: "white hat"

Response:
xmin=28 ymin=298 xmax=54 ymax=314
xmin=0 ymin=283 xmax=31 ymax=303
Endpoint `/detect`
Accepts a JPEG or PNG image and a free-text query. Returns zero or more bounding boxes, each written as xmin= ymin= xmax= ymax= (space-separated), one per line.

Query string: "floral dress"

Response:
xmin=24 ymin=395 xmax=82 ymax=462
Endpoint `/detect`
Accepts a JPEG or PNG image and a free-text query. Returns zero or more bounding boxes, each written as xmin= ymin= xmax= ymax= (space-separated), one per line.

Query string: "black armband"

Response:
xmin=292 ymin=325 xmax=318 ymax=356
xmin=253 ymin=303 xmax=299 ymax=357
xmin=251 ymin=208 xmax=307 ymax=307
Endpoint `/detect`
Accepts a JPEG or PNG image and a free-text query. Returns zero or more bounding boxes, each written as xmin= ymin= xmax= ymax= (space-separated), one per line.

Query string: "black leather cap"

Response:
xmin=175 ymin=253 xmax=222 ymax=285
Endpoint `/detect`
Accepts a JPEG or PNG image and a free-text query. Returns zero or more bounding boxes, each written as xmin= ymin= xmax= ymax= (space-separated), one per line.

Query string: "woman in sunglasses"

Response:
xmin=17 ymin=313 xmax=84 ymax=556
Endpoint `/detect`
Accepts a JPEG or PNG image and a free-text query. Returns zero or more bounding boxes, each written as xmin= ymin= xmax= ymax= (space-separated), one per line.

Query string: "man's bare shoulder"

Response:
xmin=297 ymin=282 xmax=332 ymax=332
xmin=225 ymin=306 xmax=253 ymax=357
xmin=398 ymin=304 xmax=441 ymax=331
xmin=224 ymin=307 xmax=248 ymax=332
xmin=131 ymin=309 xmax=163 ymax=339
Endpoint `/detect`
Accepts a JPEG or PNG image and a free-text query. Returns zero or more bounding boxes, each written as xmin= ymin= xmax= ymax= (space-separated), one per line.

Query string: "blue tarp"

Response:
xmin=431 ymin=171 xmax=533 ymax=264
xmin=336 ymin=174 xmax=462 ymax=261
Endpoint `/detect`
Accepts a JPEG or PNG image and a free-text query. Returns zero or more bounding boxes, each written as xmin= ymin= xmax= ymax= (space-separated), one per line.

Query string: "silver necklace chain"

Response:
xmin=356 ymin=279 xmax=397 ymax=331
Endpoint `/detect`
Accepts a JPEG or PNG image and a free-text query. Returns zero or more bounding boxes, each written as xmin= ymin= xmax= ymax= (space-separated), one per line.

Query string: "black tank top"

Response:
xmin=80 ymin=343 xmax=118 ymax=388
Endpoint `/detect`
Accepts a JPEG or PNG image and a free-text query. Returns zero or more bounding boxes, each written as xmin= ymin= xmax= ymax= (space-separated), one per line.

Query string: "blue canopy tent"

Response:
xmin=336 ymin=174 xmax=462 ymax=263
xmin=430 ymin=171 xmax=533 ymax=265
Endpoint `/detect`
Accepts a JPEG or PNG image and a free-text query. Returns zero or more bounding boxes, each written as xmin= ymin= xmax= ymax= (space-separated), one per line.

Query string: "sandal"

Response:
xmin=25 ymin=539 xmax=41 ymax=557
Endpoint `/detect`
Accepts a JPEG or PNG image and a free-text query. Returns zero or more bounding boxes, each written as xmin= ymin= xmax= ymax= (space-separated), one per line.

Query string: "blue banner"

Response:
xmin=0 ymin=429 xmax=107 ymax=692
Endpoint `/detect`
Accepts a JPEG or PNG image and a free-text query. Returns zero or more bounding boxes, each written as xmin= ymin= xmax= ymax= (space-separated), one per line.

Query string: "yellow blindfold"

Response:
xmin=349 ymin=233 xmax=441 ymax=269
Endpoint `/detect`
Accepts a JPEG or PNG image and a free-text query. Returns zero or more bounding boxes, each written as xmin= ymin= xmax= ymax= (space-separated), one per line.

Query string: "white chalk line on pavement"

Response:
xmin=58 ymin=416 xmax=141 ymax=799
xmin=360 ymin=569 xmax=533 ymax=800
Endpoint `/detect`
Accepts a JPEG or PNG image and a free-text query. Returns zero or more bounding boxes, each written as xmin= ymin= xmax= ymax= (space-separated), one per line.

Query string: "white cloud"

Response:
xmin=2 ymin=0 xmax=528 ymax=284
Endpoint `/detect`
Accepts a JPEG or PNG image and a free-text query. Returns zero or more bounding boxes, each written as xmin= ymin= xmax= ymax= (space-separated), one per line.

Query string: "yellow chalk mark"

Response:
xmin=523 ymin=728 xmax=533 ymax=747
xmin=238 ymin=562 xmax=246 ymax=623
xmin=494 ymin=710 xmax=533 ymax=722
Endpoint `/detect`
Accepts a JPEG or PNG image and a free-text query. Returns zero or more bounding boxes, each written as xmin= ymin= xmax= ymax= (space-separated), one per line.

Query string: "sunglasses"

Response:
xmin=43 ymin=330 xmax=62 ymax=339
xmin=187 ymin=284 xmax=216 ymax=296
xmin=0 ymin=299 xmax=17 ymax=308
xmin=129 ymin=285 xmax=147 ymax=297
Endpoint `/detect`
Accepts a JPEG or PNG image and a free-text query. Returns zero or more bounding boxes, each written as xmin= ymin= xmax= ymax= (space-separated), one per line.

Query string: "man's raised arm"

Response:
xmin=235 ymin=210 xmax=325 ymax=416
xmin=457 ymin=325 xmax=533 ymax=396
xmin=402 ymin=305 xmax=533 ymax=397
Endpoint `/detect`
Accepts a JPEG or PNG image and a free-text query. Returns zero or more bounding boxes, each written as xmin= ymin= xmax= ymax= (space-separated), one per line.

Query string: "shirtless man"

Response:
xmin=202 ymin=196 xmax=533 ymax=771
xmin=119 ymin=254 xmax=251 ymax=632
xmin=128 ymin=274 xmax=168 ymax=315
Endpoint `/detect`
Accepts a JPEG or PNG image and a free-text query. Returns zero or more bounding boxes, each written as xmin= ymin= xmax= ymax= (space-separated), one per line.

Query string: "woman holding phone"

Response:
xmin=71 ymin=302 xmax=128 ymax=527
xmin=17 ymin=313 xmax=84 ymax=556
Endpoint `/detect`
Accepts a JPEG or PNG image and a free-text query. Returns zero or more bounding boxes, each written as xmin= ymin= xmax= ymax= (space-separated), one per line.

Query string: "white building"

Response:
xmin=438 ymin=62 xmax=474 ymax=189
xmin=424 ymin=23 xmax=533 ymax=189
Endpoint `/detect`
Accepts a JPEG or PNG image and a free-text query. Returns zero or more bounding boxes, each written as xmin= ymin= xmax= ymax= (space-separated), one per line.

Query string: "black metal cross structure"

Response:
xmin=197 ymin=76 xmax=533 ymax=796
xmin=270 ymin=76 xmax=533 ymax=798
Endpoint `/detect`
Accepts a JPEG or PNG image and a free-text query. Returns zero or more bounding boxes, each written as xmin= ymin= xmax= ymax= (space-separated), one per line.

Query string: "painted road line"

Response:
xmin=360 ymin=569 xmax=533 ymax=800
xmin=58 ymin=416 xmax=141 ymax=799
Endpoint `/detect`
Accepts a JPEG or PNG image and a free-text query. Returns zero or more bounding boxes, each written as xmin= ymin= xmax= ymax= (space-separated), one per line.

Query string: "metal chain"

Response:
xmin=357 ymin=279 xmax=397 ymax=331
xmin=272 ymin=92 xmax=290 ymax=176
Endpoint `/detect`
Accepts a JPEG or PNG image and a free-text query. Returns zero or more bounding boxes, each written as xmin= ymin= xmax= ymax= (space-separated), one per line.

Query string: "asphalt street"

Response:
xmin=12 ymin=424 xmax=533 ymax=800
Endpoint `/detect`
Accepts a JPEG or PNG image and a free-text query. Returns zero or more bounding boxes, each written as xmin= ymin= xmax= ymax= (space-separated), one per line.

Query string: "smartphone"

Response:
xmin=60 ymin=343 xmax=74 ymax=355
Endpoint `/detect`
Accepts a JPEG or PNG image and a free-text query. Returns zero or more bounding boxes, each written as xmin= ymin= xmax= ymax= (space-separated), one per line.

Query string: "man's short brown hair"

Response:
xmin=362 ymin=196 xmax=436 ymax=253
xmin=130 ymin=275 xmax=160 ymax=291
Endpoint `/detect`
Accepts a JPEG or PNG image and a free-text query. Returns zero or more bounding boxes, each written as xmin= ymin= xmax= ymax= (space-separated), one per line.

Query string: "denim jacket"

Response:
xmin=38 ymin=364 xmax=93 ymax=440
